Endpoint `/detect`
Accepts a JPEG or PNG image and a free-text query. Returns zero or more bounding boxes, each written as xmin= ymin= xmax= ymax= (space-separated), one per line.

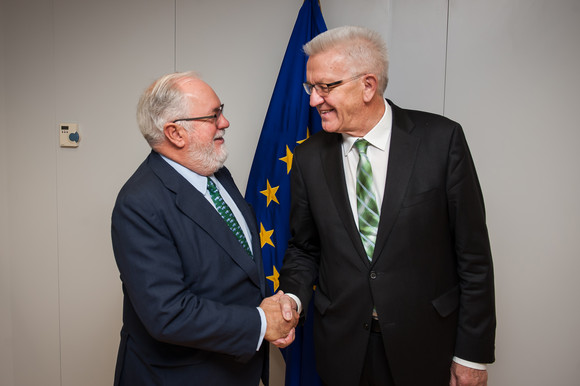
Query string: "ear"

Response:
xmin=163 ymin=123 xmax=187 ymax=148
xmin=361 ymin=74 xmax=379 ymax=103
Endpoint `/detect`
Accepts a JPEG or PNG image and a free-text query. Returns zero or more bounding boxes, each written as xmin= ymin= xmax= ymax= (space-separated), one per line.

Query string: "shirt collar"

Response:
xmin=160 ymin=154 xmax=209 ymax=194
xmin=342 ymin=98 xmax=392 ymax=155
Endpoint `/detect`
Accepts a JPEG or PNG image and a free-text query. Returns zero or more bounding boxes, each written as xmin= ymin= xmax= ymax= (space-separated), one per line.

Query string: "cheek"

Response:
xmin=201 ymin=130 xmax=215 ymax=144
xmin=340 ymin=98 xmax=362 ymax=121
xmin=189 ymin=128 xmax=214 ymax=148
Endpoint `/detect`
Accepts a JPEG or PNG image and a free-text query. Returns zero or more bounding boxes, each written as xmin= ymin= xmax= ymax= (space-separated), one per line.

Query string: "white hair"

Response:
xmin=304 ymin=26 xmax=389 ymax=94
xmin=136 ymin=71 xmax=199 ymax=147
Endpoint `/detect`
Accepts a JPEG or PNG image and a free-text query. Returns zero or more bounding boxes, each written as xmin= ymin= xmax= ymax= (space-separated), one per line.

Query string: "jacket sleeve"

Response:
xmin=112 ymin=185 xmax=262 ymax=363
xmin=446 ymin=124 xmax=496 ymax=363
xmin=278 ymin=148 xmax=321 ymax=314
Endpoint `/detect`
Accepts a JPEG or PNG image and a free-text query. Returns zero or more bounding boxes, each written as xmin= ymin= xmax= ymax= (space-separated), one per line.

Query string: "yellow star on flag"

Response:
xmin=297 ymin=127 xmax=311 ymax=144
xmin=260 ymin=180 xmax=279 ymax=207
xmin=267 ymin=265 xmax=280 ymax=291
xmin=279 ymin=145 xmax=293 ymax=174
xmin=259 ymin=223 xmax=275 ymax=248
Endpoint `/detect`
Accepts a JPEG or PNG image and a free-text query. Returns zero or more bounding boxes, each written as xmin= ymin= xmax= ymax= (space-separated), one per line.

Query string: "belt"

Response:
xmin=370 ymin=318 xmax=381 ymax=333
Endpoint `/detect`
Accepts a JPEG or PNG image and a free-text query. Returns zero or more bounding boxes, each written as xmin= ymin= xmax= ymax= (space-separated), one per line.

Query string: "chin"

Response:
xmin=321 ymin=124 xmax=340 ymax=133
xmin=216 ymin=145 xmax=228 ymax=162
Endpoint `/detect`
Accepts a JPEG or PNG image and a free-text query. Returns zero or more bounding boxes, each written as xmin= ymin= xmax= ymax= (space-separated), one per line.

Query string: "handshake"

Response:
xmin=259 ymin=291 xmax=299 ymax=348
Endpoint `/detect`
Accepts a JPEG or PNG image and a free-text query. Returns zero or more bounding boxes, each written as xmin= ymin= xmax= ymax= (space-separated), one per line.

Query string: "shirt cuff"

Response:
xmin=453 ymin=356 xmax=487 ymax=370
xmin=286 ymin=293 xmax=302 ymax=314
xmin=256 ymin=307 xmax=267 ymax=351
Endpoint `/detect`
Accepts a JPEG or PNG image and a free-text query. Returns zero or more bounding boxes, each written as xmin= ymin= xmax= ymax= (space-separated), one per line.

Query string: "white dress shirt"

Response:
xmin=342 ymin=98 xmax=392 ymax=221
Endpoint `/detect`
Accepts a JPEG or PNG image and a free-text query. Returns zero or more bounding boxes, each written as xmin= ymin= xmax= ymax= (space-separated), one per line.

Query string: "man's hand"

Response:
xmin=278 ymin=291 xmax=298 ymax=322
xmin=450 ymin=362 xmax=488 ymax=386
xmin=259 ymin=292 xmax=299 ymax=348
xmin=271 ymin=291 xmax=299 ymax=348
xmin=270 ymin=325 xmax=296 ymax=348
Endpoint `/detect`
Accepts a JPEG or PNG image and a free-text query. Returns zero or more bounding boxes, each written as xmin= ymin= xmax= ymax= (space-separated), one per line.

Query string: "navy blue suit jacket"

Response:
xmin=112 ymin=151 xmax=268 ymax=386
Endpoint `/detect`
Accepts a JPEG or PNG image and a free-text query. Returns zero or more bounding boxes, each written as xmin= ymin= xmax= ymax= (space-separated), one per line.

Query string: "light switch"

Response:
xmin=60 ymin=123 xmax=80 ymax=147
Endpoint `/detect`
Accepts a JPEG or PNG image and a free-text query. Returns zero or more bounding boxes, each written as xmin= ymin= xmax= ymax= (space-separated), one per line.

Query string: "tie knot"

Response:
xmin=354 ymin=139 xmax=369 ymax=155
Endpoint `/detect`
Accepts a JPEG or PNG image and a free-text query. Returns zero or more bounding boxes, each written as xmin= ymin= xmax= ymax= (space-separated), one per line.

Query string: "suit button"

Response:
xmin=370 ymin=271 xmax=377 ymax=279
xmin=363 ymin=323 xmax=370 ymax=330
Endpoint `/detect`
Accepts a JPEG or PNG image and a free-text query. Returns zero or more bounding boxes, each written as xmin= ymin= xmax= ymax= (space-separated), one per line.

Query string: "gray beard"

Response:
xmin=186 ymin=140 xmax=228 ymax=175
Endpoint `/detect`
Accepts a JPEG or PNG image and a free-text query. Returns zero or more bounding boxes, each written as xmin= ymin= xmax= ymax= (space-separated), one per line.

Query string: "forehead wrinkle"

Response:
xmin=307 ymin=51 xmax=351 ymax=84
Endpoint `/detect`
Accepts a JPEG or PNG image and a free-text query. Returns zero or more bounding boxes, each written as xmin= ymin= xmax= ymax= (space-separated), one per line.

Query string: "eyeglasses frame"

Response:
xmin=303 ymin=74 xmax=366 ymax=96
xmin=172 ymin=104 xmax=224 ymax=124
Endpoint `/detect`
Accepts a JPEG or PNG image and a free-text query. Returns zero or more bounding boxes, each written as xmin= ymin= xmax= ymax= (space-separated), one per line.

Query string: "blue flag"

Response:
xmin=245 ymin=1 xmax=326 ymax=385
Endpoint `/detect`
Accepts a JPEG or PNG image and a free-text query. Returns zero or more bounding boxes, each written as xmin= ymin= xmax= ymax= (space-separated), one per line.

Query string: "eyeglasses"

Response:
xmin=303 ymin=74 xmax=365 ymax=96
xmin=172 ymin=104 xmax=224 ymax=124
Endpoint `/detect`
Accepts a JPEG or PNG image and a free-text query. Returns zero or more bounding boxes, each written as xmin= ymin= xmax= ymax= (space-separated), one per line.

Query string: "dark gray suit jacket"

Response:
xmin=279 ymin=100 xmax=495 ymax=386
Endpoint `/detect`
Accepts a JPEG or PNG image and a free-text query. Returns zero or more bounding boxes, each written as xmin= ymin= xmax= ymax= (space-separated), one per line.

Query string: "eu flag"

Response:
xmin=245 ymin=1 xmax=326 ymax=385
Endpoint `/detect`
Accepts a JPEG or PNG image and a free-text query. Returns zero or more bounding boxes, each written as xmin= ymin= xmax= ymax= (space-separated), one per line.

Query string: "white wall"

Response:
xmin=0 ymin=1 xmax=15 ymax=384
xmin=3 ymin=0 xmax=62 ymax=385
xmin=1 ymin=0 xmax=579 ymax=385
xmin=445 ymin=1 xmax=580 ymax=384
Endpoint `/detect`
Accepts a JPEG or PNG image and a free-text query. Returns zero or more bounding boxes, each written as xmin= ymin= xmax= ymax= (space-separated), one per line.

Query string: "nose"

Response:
xmin=309 ymin=89 xmax=324 ymax=107
xmin=217 ymin=113 xmax=230 ymax=129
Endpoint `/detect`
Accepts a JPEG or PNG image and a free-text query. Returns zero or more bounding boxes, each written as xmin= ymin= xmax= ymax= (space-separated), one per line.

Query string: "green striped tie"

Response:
xmin=354 ymin=139 xmax=380 ymax=261
xmin=207 ymin=178 xmax=253 ymax=257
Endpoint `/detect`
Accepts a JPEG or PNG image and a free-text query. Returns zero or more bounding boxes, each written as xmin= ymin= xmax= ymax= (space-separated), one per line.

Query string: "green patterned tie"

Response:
xmin=207 ymin=177 xmax=253 ymax=257
xmin=354 ymin=139 xmax=380 ymax=261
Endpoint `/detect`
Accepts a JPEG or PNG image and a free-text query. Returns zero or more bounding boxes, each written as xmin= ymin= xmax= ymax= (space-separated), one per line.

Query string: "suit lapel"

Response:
xmin=372 ymin=102 xmax=420 ymax=265
xmin=215 ymin=168 xmax=266 ymax=296
xmin=320 ymin=134 xmax=371 ymax=268
xmin=148 ymin=153 xmax=263 ymax=292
